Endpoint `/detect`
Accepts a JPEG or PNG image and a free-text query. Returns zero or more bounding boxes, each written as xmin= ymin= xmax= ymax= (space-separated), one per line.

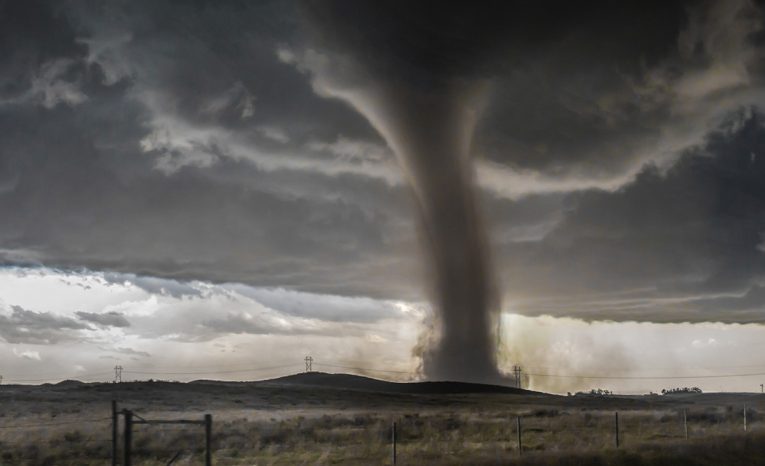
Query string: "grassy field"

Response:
xmin=0 ymin=376 xmax=763 ymax=465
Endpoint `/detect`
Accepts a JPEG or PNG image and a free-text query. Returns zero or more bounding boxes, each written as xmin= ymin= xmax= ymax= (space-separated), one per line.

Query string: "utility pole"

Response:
xmin=304 ymin=356 xmax=313 ymax=373
xmin=114 ymin=365 xmax=123 ymax=383
xmin=512 ymin=365 xmax=522 ymax=389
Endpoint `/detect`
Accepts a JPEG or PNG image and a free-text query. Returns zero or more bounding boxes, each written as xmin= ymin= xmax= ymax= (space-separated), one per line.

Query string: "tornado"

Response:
xmin=357 ymin=83 xmax=501 ymax=382
xmin=303 ymin=78 xmax=501 ymax=382
xmin=299 ymin=2 xmax=511 ymax=383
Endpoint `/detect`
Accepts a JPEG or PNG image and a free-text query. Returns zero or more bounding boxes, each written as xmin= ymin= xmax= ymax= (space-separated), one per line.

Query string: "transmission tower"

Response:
xmin=114 ymin=365 xmax=123 ymax=383
xmin=512 ymin=365 xmax=522 ymax=389
xmin=304 ymin=356 xmax=313 ymax=373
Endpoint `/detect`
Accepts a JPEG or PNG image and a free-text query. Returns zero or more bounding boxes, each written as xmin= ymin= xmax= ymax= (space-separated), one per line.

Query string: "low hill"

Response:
xmin=260 ymin=371 xmax=534 ymax=395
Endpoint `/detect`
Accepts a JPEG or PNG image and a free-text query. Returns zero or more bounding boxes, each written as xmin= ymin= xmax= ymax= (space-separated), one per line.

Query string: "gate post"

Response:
xmin=123 ymin=410 xmax=133 ymax=466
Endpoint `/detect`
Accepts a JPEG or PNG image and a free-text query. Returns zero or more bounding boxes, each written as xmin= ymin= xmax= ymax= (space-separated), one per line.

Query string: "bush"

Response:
xmin=63 ymin=430 xmax=83 ymax=443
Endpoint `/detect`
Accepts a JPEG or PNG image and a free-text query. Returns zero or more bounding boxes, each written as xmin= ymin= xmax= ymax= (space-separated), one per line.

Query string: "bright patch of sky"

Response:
xmin=1 ymin=267 xmax=764 ymax=394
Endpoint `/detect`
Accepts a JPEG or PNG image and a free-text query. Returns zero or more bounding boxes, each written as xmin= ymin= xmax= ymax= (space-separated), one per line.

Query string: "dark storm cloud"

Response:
xmin=76 ymin=311 xmax=130 ymax=327
xmin=0 ymin=1 xmax=85 ymax=101
xmin=475 ymin=0 xmax=765 ymax=185
xmin=505 ymin=108 xmax=765 ymax=322
xmin=301 ymin=2 xmax=688 ymax=83
xmin=0 ymin=305 xmax=88 ymax=344
xmin=1 ymin=0 xmax=765 ymax=327
xmin=299 ymin=0 xmax=694 ymax=187
xmin=67 ymin=0 xmax=379 ymax=147
xmin=0 ymin=0 xmax=417 ymax=301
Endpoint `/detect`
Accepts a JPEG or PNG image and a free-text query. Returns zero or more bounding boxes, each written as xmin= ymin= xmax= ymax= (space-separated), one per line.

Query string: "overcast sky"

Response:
xmin=2 ymin=0 xmax=765 ymax=393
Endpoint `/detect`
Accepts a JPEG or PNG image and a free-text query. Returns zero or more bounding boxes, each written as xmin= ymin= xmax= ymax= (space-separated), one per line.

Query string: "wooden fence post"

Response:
xmin=205 ymin=414 xmax=212 ymax=466
xmin=112 ymin=400 xmax=118 ymax=466
xmin=123 ymin=410 xmax=132 ymax=466
xmin=614 ymin=412 xmax=620 ymax=448
xmin=744 ymin=404 xmax=748 ymax=432
xmin=516 ymin=416 xmax=522 ymax=455
xmin=683 ymin=409 xmax=688 ymax=440
xmin=392 ymin=421 xmax=397 ymax=465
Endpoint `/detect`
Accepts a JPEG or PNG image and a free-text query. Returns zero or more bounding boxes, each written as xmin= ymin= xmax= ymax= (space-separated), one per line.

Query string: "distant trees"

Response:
xmin=589 ymin=388 xmax=613 ymax=396
xmin=661 ymin=387 xmax=702 ymax=394
xmin=574 ymin=388 xmax=613 ymax=396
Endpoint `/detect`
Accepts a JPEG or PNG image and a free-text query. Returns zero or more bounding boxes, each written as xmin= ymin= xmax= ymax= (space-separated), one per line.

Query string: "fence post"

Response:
xmin=744 ymin=404 xmax=748 ymax=432
xmin=516 ymin=416 xmax=522 ymax=455
xmin=112 ymin=400 xmax=118 ymax=466
xmin=205 ymin=414 xmax=212 ymax=466
xmin=123 ymin=410 xmax=132 ymax=466
xmin=614 ymin=412 xmax=620 ymax=448
xmin=392 ymin=421 xmax=397 ymax=465
xmin=683 ymin=409 xmax=688 ymax=440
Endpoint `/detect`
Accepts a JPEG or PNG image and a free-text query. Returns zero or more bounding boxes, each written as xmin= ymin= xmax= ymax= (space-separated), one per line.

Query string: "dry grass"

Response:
xmin=0 ymin=382 xmax=763 ymax=465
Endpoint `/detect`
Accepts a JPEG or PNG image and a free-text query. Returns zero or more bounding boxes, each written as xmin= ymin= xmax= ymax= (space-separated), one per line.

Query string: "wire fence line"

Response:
xmin=0 ymin=417 xmax=111 ymax=429
xmin=0 ymin=399 xmax=762 ymax=464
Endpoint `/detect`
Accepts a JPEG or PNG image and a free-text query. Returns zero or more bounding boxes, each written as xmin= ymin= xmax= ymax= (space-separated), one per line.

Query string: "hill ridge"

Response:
xmin=258 ymin=371 xmax=534 ymax=395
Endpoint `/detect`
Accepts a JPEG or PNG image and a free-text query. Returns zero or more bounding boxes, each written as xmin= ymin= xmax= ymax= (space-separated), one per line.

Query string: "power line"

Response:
xmin=317 ymin=363 xmax=765 ymax=381
xmin=4 ymin=372 xmax=112 ymax=383
xmin=313 ymin=360 xmax=765 ymax=381
xmin=122 ymin=363 xmax=301 ymax=376
xmin=520 ymin=362 xmax=765 ymax=372
xmin=314 ymin=363 xmax=411 ymax=375
xmin=0 ymin=364 xmax=302 ymax=383
xmin=0 ymin=363 xmax=303 ymax=383
xmin=8 ymin=360 xmax=765 ymax=384
xmin=526 ymin=371 xmax=765 ymax=380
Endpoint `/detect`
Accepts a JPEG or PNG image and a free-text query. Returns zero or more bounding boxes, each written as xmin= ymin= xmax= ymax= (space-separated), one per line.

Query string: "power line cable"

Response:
xmin=10 ymin=360 xmax=765 ymax=384
xmin=314 ymin=363 xmax=411 ymax=374
xmin=526 ymin=371 xmax=765 ymax=380
xmin=4 ymin=372 xmax=113 ymax=383
xmin=122 ymin=363 xmax=301 ymax=376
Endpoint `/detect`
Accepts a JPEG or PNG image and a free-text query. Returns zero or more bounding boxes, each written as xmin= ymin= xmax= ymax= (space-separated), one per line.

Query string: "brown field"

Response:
xmin=1 ymin=374 xmax=764 ymax=465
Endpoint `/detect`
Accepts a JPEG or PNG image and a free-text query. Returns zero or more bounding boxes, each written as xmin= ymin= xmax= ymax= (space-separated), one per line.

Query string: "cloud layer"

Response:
xmin=0 ymin=0 xmax=764 ymax=325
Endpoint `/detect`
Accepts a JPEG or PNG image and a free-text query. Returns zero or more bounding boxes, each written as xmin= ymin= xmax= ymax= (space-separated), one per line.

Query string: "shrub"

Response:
xmin=63 ymin=430 xmax=83 ymax=443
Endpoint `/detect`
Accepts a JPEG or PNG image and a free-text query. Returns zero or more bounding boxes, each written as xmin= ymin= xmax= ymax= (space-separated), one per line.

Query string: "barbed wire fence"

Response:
xmin=0 ymin=401 xmax=760 ymax=464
